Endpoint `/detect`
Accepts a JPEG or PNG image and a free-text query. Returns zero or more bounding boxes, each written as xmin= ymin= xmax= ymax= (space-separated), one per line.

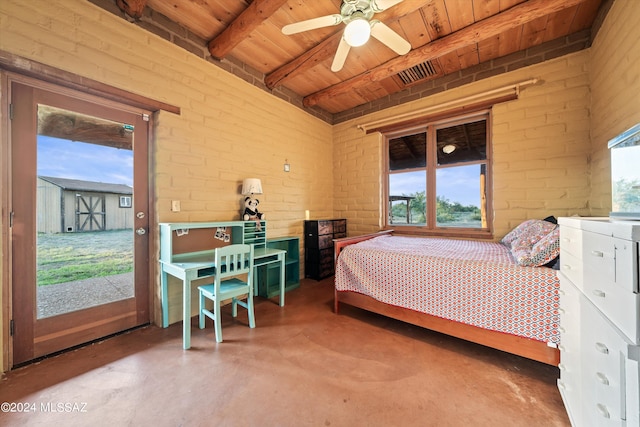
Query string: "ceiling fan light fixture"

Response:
xmin=344 ymin=18 xmax=371 ymax=47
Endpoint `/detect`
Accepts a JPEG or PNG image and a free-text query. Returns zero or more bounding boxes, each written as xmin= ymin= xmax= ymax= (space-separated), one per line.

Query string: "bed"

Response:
xmin=333 ymin=220 xmax=561 ymax=366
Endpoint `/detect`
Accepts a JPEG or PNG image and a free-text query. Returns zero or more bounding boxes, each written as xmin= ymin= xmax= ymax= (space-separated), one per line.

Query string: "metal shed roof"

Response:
xmin=38 ymin=176 xmax=132 ymax=195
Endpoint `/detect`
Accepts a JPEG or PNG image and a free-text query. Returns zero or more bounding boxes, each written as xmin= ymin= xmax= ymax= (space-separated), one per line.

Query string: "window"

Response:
xmin=384 ymin=111 xmax=491 ymax=237
xmin=119 ymin=195 xmax=132 ymax=208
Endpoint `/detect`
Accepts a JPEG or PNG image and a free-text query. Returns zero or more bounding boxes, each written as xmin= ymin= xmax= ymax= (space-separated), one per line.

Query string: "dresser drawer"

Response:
xmin=626 ymin=354 xmax=640 ymax=427
xmin=582 ymin=233 xmax=640 ymax=343
xmin=558 ymin=275 xmax=582 ymax=426
xmin=560 ymin=250 xmax=583 ymax=290
xmin=333 ymin=219 xmax=346 ymax=234
xmin=581 ymin=297 xmax=627 ymax=424
xmin=318 ymin=234 xmax=334 ymax=249
xmin=583 ymin=278 xmax=640 ymax=344
xmin=583 ymin=232 xmax=638 ymax=293
xmin=560 ymin=225 xmax=583 ymax=259
xmin=305 ymin=220 xmax=333 ymax=238
xmin=559 ymin=275 xmax=582 ymax=358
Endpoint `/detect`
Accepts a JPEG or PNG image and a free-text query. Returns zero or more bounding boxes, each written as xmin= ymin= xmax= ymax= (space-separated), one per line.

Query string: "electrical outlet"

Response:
xmin=171 ymin=200 xmax=181 ymax=212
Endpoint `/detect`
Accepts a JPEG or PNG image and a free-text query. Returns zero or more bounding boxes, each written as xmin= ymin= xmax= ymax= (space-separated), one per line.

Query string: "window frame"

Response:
xmin=119 ymin=195 xmax=132 ymax=208
xmin=382 ymin=109 xmax=493 ymax=239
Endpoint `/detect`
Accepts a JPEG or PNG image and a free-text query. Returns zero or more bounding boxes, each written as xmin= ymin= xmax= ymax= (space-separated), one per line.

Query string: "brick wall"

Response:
xmin=588 ymin=0 xmax=640 ymax=215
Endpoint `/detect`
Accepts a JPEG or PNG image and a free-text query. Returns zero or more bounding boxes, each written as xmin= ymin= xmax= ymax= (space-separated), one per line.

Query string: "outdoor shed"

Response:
xmin=37 ymin=176 xmax=133 ymax=233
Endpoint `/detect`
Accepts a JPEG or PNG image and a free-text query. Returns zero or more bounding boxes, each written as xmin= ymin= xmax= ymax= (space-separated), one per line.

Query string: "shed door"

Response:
xmin=76 ymin=194 xmax=106 ymax=231
xmin=10 ymin=79 xmax=151 ymax=366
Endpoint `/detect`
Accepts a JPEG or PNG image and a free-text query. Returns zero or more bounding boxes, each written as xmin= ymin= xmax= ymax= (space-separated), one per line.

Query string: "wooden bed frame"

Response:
xmin=333 ymin=231 xmax=560 ymax=366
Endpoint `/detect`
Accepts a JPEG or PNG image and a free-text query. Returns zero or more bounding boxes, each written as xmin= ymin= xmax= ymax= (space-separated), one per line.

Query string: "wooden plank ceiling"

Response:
xmin=118 ymin=0 xmax=604 ymax=115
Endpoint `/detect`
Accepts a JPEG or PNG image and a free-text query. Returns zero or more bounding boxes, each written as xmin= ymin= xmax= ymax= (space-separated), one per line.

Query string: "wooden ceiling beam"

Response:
xmin=38 ymin=106 xmax=132 ymax=150
xmin=265 ymin=33 xmax=342 ymax=89
xmin=303 ymin=0 xmax=588 ymax=108
xmin=265 ymin=1 xmax=429 ymax=90
xmin=116 ymin=0 xmax=148 ymax=19
xmin=208 ymin=0 xmax=289 ymax=60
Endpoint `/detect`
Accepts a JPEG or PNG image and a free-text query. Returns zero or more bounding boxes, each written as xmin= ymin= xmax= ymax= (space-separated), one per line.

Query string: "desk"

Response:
xmin=159 ymin=220 xmax=261 ymax=330
xmin=160 ymin=246 xmax=286 ymax=349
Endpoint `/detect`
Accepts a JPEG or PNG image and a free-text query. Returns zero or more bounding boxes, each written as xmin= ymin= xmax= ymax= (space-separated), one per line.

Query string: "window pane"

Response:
xmin=436 ymin=164 xmax=486 ymax=228
xmin=389 ymin=132 xmax=426 ymax=170
xmin=389 ymin=171 xmax=426 ymax=224
xmin=437 ymin=120 xmax=486 ymax=166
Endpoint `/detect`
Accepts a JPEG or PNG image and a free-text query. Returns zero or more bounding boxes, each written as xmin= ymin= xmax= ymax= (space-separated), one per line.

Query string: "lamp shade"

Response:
xmin=242 ymin=178 xmax=263 ymax=195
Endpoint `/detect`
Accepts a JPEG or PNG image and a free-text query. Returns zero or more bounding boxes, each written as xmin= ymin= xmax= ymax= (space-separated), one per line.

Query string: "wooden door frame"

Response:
xmin=0 ymin=51 xmax=180 ymax=371
xmin=11 ymin=78 xmax=150 ymax=365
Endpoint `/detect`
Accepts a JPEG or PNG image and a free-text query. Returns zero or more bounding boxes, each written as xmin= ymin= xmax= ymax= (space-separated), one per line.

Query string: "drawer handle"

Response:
xmin=558 ymin=308 xmax=566 ymax=315
xmin=558 ymin=363 xmax=566 ymax=371
xmin=592 ymin=289 xmax=606 ymax=298
xmin=558 ymin=289 xmax=566 ymax=295
xmin=558 ymin=345 xmax=566 ymax=352
xmin=591 ymin=250 xmax=604 ymax=257
xmin=595 ymin=342 xmax=609 ymax=354
xmin=596 ymin=403 xmax=610 ymax=419
xmin=558 ymin=326 xmax=566 ymax=333
xmin=557 ymin=380 xmax=566 ymax=390
xmin=596 ymin=372 xmax=609 ymax=385
xmin=562 ymin=264 xmax=572 ymax=270
xmin=562 ymin=238 xmax=571 ymax=243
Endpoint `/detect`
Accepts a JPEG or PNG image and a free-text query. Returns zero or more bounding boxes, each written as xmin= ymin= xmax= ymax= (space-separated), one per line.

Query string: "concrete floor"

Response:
xmin=0 ymin=278 xmax=570 ymax=427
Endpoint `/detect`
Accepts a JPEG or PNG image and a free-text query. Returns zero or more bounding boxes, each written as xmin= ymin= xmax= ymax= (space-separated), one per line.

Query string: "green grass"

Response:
xmin=37 ymin=229 xmax=133 ymax=286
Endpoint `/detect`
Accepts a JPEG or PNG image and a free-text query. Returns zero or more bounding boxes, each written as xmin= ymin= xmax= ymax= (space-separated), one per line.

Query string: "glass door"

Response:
xmin=10 ymin=80 xmax=150 ymax=366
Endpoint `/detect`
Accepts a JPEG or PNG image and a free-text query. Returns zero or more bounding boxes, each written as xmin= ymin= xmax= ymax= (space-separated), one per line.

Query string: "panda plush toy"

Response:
xmin=243 ymin=196 xmax=265 ymax=221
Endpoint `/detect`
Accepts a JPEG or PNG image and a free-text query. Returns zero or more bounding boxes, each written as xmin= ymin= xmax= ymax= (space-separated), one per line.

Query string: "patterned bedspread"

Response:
xmin=334 ymin=235 xmax=560 ymax=345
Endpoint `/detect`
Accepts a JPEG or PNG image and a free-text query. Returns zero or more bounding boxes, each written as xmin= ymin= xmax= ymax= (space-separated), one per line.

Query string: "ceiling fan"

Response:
xmin=282 ymin=0 xmax=411 ymax=72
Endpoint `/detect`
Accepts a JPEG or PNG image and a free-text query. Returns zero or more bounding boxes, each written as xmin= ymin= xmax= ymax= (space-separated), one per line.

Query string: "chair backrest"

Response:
xmin=214 ymin=243 xmax=254 ymax=281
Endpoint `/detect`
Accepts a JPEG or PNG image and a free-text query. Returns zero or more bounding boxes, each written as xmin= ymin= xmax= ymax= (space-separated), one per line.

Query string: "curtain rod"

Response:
xmin=356 ymin=78 xmax=539 ymax=132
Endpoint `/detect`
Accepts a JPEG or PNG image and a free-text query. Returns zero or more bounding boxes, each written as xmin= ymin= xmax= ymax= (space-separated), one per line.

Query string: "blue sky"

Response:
xmin=390 ymin=165 xmax=482 ymax=207
xmin=37 ymin=136 xmax=133 ymax=186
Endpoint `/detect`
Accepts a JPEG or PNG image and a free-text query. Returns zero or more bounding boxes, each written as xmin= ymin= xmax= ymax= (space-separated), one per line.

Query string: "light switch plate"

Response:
xmin=171 ymin=200 xmax=181 ymax=212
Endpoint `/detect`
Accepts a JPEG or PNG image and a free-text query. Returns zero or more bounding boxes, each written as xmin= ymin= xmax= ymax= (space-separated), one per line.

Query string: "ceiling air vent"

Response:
xmin=396 ymin=60 xmax=439 ymax=86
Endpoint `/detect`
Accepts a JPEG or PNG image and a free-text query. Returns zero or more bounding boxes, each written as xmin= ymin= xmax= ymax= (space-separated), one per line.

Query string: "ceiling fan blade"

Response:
xmin=282 ymin=14 xmax=343 ymax=35
xmin=370 ymin=20 xmax=411 ymax=55
xmin=370 ymin=0 xmax=404 ymax=13
xmin=331 ymin=37 xmax=351 ymax=72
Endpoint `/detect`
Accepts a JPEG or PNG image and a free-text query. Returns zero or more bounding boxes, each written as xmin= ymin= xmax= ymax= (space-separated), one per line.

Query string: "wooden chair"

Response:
xmin=198 ymin=244 xmax=255 ymax=342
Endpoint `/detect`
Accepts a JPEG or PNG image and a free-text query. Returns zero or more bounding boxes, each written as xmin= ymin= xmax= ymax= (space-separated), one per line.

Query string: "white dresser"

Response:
xmin=557 ymin=217 xmax=640 ymax=427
